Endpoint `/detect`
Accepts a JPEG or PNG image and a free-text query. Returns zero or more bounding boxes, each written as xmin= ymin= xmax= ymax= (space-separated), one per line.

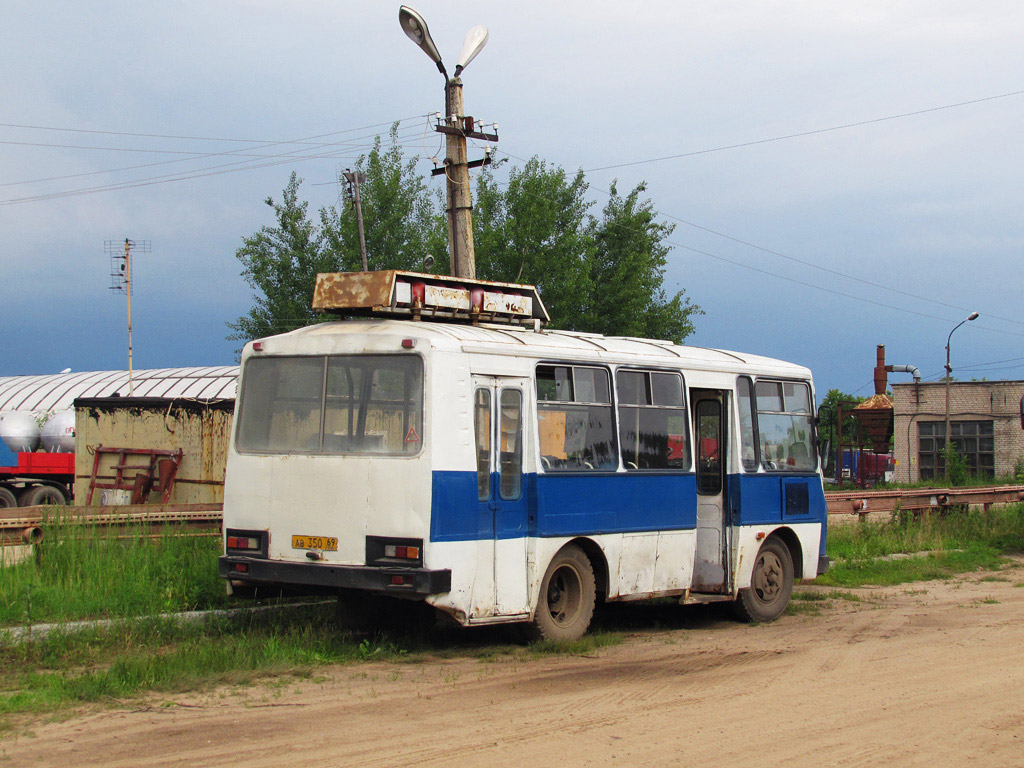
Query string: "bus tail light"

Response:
xmin=384 ymin=545 xmax=420 ymax=560
xmin=227 ymin=535 xmax=260 ymax=550
xmin=225 ymin=529 xmax=267 ymax=558
xmin=366 ymin=536 xmax=423 ymax=567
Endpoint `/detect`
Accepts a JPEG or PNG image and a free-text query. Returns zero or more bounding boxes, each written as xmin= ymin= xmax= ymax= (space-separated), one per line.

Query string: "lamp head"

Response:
xmin=453 ymin=25 xmax=489 ymax=77
xmin=967 ymin=311 xmax=979 ymax=321
xmin=399 ymin=6 xmax=446 ymax=75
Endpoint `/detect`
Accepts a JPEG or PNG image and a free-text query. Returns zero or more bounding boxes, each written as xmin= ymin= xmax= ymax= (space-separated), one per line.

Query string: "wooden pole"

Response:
xmin=444 ymin=77 xmax=476 ymax=279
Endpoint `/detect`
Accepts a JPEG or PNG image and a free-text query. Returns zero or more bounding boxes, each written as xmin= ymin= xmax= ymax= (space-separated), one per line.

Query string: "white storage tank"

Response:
xmin=40 ymin=409 xmax=76 ymax=453
xmin=0 ymin=411 xmax=41 ymax=453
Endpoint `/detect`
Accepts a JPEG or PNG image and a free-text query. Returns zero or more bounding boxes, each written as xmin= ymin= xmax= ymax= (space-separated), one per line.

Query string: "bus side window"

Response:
xmin=536 ymin=364 xmax=617 ymax=471
xmin=616 ymin=369 xmax=689 ymax=471
xmin=474 ymin=388 xmax=491 ymax=500
xmin=499 ymin=389 xmax=522 ymax=499
xmin=755 ymin=380 xmax=816 ymax=472
xmin=737 ymin=376 xmax=759 ymax=471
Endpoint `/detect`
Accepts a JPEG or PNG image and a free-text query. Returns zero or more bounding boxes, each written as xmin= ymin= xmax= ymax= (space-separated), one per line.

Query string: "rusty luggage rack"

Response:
xmin=0 ymin=503 xmax=222 ymax=547
xmin=826 ymin=484 xmax=1024 ymax=520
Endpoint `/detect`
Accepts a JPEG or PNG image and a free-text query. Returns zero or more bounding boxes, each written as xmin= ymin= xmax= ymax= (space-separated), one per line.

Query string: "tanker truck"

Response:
xmin=0 ymin=410 xmax=75 ymax=507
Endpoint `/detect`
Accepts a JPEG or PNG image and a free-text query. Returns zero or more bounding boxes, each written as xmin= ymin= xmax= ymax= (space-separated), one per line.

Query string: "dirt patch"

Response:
xmin=4 ymin=564 xmax=1024 ymax=767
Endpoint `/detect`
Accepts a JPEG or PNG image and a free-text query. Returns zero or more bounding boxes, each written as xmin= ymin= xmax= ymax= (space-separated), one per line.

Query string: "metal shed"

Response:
xmin=0 ymin=367 xmax=239 ymax=414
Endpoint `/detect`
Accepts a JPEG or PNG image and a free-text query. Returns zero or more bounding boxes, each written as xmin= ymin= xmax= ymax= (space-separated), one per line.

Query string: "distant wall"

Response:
xmin=892 ymin=381 xmax=1024 ymax=483
xmin=73 ymin=398 xmax=234 ymax=505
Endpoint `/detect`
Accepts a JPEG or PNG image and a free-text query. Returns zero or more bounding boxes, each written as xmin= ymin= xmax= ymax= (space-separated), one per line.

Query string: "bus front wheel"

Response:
xmin=733 ymin=536 xmax=794 ymax=623
xmin=528 ymin=544 xmax=596 ymax=642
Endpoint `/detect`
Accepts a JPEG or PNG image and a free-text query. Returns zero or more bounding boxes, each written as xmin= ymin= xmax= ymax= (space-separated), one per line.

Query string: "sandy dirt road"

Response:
xmin=5 ymin=563 xmax=1024 ymax=768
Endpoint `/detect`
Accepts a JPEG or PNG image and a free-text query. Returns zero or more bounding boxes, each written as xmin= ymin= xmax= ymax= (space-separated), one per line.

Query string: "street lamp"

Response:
xmin=944 ymin=311 xmax=979 ymax=480
xmin=398 ymin=6 xmax=492 ymax=280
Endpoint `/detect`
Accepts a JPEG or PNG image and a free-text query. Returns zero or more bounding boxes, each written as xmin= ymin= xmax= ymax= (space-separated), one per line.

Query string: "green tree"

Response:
xmin=586 ymin=181 xmax=702 ymax=343
xmin=228 ymin=172 xmax=332 ymax=342
xmin=816 ymin=389 xmax=867 ymax=466
xmin=321 ymin=125 xmax=446 ymax=273
xmin=231 ymin=144 xmax=702 ymax=346
xmin=474 ymin=158 xmax=593 ymax=330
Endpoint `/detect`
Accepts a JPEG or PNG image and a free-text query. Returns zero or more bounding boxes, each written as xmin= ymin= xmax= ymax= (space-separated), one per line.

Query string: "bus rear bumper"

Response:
xmin=219 ymin=556 xmax=452 ymax=596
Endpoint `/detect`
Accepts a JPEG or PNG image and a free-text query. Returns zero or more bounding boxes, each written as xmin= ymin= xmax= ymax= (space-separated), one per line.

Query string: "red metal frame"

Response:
xmin=86 ymin=446 xmax=183 ymax=505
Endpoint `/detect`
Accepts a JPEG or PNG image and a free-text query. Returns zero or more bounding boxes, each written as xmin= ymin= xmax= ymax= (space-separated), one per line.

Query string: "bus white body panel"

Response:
xmin=220 ymin=318 xmax=829 ymax=629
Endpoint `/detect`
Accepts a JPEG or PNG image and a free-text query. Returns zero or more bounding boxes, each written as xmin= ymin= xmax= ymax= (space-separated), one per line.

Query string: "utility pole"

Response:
xmin=432 ymin=81 xmax=497 ymax=279
xmin=399 ymin=6 xmax=497 ymax=280
xmin=106 ymin=238 xmax=151 ymax=395
xmin=343 ymin=170 xmax=369 ymax=271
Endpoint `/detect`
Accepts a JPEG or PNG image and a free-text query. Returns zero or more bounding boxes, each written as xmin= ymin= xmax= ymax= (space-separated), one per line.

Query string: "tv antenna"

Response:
xmin=105 ymin=238 xmax=151 ymax=395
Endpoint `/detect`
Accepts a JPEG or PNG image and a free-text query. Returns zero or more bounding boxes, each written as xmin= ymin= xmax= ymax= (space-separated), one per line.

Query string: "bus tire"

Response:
xmin=0 ymin=487 xmax=16 ymax=508
xmin=733 ymin=536 xmax=793 ymax=623
xmin=528 ymin=544 xmax=596 ymax=642
xmin=23 ymin=484 xmax=68 ymax=507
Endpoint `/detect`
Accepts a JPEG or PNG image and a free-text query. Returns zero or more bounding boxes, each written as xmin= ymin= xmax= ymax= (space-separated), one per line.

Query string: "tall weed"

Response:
xmin=0 ymin=513 xmax=228 ymax=626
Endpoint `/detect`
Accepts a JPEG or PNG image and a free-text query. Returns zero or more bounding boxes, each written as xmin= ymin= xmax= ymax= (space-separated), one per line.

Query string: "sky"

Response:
xmin=2 ymin=1 xmax=1022 ymax=401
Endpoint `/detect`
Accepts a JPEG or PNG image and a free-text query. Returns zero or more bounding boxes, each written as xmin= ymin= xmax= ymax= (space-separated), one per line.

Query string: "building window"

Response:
xmin=918 ymin=421 xmax=994 ymax=480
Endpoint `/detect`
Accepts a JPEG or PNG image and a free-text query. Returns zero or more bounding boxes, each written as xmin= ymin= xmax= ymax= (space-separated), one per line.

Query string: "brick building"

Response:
xmin=892 ymin=380 xmax=1024 ymax=483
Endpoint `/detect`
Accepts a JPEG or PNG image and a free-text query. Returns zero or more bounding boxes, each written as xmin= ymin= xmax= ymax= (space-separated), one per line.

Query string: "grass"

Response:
xmin=818 ymin=503 xmax=1024 ymax=588
xmin=0 ymin=604 xmax=399 ymax=720
xmin=786 ymin=589 xmax=863 ymax=616
xmin=3 ymin=504 xmax=1024 ymax=727
xmin=0 ymin=609 xmax=628 ymax=725
xmin=0 ymin=515 xmax=231 ymax=626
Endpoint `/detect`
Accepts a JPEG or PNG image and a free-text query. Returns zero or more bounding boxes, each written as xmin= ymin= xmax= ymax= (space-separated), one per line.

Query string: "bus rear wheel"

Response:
xmin=733 ymin=536 xmax=793 ymax=623
xmin=528 ymin=544 xmax=596 ymax=642
xmin=0 ymin=487 xmax=16 ymax=508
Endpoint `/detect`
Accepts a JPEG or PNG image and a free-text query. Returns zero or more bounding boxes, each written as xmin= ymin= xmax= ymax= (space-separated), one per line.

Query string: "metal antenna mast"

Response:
xmin=106 ymin=238 xmax=151 ymax=395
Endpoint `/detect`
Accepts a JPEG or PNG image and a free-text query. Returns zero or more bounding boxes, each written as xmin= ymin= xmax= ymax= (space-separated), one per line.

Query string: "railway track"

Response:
xmin=0 ymin=502 xmax=221 ymax=546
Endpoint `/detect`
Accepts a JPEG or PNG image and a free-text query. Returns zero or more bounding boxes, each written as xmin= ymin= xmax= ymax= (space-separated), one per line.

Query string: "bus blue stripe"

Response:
xmin=430 ymin=470 xmax=699 ymax=542
xmin=430 ymin=471 xmax=827 ymax=543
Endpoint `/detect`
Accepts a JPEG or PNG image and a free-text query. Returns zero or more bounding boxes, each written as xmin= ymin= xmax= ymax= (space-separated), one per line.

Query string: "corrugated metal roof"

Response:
xmin=0 ymin=367 xmax=239 ymax=413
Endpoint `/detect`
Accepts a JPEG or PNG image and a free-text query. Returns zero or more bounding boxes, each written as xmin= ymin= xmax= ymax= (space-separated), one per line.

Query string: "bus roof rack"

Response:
xmin=312 ymin=270 xmax=550 ymax=327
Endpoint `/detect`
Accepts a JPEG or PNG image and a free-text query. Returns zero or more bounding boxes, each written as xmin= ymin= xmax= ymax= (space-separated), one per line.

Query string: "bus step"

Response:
xmin=680 ymin=592 xmax=734 ymax=606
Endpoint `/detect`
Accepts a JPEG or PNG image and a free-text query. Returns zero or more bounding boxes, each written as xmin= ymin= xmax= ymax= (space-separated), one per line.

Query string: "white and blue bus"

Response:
xmin=220 ymin=271 xmax=828 ymax=640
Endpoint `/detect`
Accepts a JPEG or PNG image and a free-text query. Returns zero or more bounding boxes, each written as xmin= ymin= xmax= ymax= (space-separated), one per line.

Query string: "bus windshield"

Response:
xmin=235 ymin=354 xmax=423 ymax=455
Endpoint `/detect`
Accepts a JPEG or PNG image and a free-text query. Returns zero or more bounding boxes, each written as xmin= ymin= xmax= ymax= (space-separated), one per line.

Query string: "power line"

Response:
xmin=654 ymin=212 xmax=1024 ymax=328
xmin=583 ymin=88 xmax=1024 ymax=173
xmin=0 ymin=116 xmax=427 ymax=148
xmin=495 ymin=149 xmax=1024 ymax=338
xmin=0 ymin=119 xmax=432 ymax=204
xmin=0 ymin=128 xmax=425 ymax=159
xmin=0 ymin=131 xmax=427 ymax=191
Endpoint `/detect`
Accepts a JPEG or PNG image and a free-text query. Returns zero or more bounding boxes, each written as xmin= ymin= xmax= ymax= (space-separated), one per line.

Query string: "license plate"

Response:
xmin=292 ymin=535 xmax=338 ymax=551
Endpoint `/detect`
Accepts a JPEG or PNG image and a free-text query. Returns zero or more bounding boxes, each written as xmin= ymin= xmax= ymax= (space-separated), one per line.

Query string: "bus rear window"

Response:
xmin=236 ymin=355 xmax=423 ymax=455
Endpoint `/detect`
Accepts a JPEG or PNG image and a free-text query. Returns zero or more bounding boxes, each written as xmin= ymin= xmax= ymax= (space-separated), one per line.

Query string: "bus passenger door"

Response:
xmin=471 ymin=376 xmax=531 ymax=618
xmin=690 ymin=389 xmax=730 ymax=593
